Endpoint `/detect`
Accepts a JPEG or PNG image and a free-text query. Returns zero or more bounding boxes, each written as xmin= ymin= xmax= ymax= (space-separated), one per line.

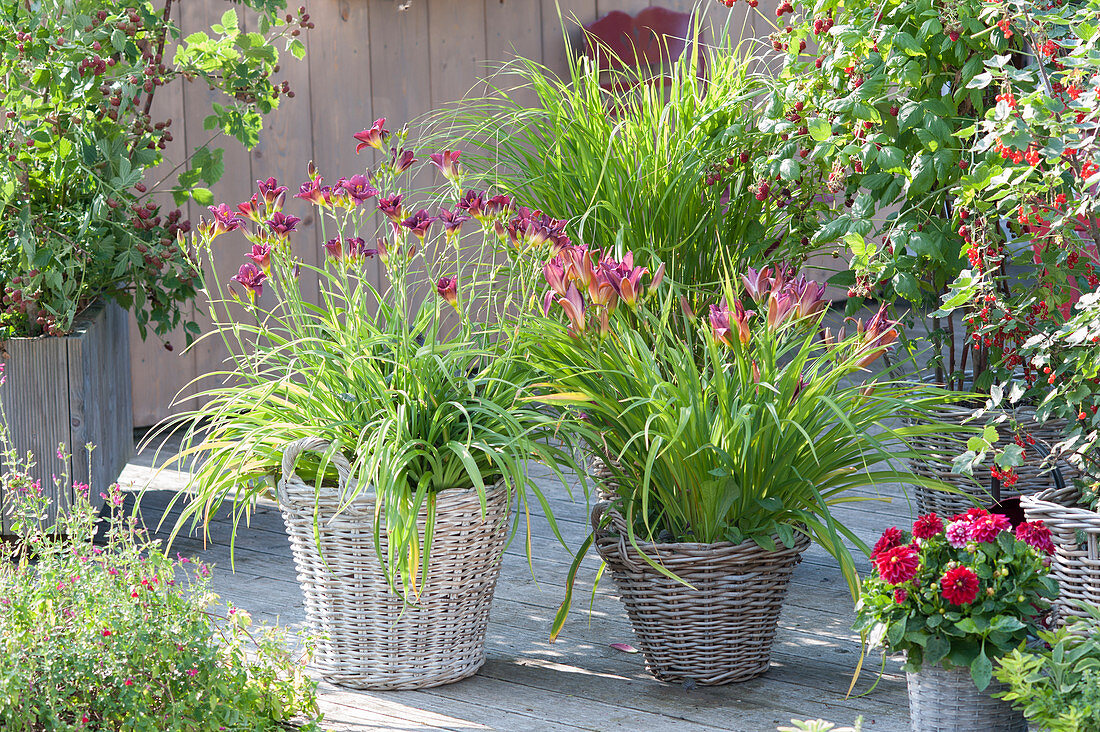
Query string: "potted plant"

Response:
xmin=0 ymin=0 xmax=308 ymax=532
xmin=854 ymin=509 xmax=1058 ymax=731
xmin=751 ymin=0 xmax=1074 ymax=516
xmin=994 ymin=603 xmax=1100 ymax=732
xmin=530 ymin=259 xmax=967 ymax=685
xmin=161 ymin=122 xmax=581 ymax=690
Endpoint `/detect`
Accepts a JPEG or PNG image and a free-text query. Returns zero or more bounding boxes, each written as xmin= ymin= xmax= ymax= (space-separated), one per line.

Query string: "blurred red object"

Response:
xmin=582 ymin=6 xmax=705 ymax=81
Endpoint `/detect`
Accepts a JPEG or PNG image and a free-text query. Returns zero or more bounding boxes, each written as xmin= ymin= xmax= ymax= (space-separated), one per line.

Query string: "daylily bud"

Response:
xmin=436 ymin=276 xmax=458 ymax=309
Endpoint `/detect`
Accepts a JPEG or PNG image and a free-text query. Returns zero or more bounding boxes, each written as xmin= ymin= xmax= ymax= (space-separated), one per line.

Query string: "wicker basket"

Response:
xmin=1022 ymin=483 xmax=1100 ymax=626
xmin=907 ymin=661 xmax=1026 ymax=732
xmin=277 ymin=437 xmax=510 ymax=690
xmin=908 ymin=406 xmax=1074 ymax=517
xmin=592 ymin=500 xmax=810 ymax=685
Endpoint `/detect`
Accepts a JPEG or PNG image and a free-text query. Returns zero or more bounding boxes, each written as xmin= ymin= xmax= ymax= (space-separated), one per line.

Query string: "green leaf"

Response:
xmin=779 ymin=158 xmax=801 ymax=181
xmin=908 ymin=155 xmax=934 ymax=196
xmin=893 ymin=31 xmax=925 ymax=56
xmin=925 ymin=634 xmax=950 ymax=666
xmin=893 ymin=272 xmax=921 ymax=302
xmin=995 ymin=443 xmax=1025 ymax=468
xmin=807 ymin=117 xmax=832 ymax=142
xmin=897 ymin=101 xmax=923 ymax=132
xmin=971 ymin=651 xmax=993 ymax=691
xmin=878 ymin=146 xmax=906 ymax=173
xmin=289 ymin=39 xmax=306 ymax=60
xmin=191 ymin=188 xmax=214 ymax=206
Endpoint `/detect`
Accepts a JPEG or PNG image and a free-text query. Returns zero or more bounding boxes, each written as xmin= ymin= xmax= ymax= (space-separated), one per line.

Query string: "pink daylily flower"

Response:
xmin=353 ymin=118 xmax=389 ymax=153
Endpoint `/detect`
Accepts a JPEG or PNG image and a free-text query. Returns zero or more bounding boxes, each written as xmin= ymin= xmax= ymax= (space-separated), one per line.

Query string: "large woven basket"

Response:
xmin=1022 ymin=483 xmax=1100 ymax=625
xmin=908 ymin=406 xmax=1073 ymax=517
xmin=277 ymin=437 xmax=510 ymax=690
xmin=906 ymin=662 xmax=1026 ymax=732
xmin=592 ymin=500 xmax=810 ymax=685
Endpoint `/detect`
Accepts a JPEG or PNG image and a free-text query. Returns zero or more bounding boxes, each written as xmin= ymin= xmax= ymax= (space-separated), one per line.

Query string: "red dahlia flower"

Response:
xmin=894 ymin=588 xmax=908 ymax=603
xmin=872 ymin=526 xmax=904 ymax=557
xmin=967 ymin=513 xmax=1012 ymax=543
xmin=874 ymin=543 xmax=919 ymax=584
xmin=1015 ymin=521 xmax=1055 ymax=554
xmin=912 ymin=513 xmax=945 ymax=540
xmin=940 ymin=566 xmax=980 ymax=605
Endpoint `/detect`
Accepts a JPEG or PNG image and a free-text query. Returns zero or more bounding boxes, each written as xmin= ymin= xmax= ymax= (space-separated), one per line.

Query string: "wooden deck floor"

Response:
xmin=120 ymin=440 xmax=917 ymax=732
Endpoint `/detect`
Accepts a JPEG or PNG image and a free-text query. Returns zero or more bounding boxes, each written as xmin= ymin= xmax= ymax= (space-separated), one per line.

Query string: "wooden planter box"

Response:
xmin=0 ymin=301 xmax=133 ymax=534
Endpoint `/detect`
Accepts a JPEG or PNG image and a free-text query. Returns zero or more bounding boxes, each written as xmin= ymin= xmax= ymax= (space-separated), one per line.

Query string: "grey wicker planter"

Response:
xmin=906 ymin=662 xmax=1026 ymax=732
xmin=592 ymin=500 xmax=810 ymax=685
xmin=278 ymin=437 xmax=511 ymax=690
xmin=908 ymin=405 xmax=1074 ymax=518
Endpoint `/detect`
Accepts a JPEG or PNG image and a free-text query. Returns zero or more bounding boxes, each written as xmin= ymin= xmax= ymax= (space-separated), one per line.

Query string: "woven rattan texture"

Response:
xmin=1022 ymin=484 xmax=1100 ymax=625
xmin=277 ymin=437 xmax=510 ymax=690
xmin=591 ymin=500 xmax=810 ymax=685
xmin=908 ymin=407 xmax=1075 ymax=517
xmin=906 ymin=662 xmax=1026 ymax=732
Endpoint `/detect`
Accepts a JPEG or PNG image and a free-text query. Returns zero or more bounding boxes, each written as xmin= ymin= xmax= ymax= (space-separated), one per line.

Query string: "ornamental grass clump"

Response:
xmin=162 ymin=120 xmax=580 ymax=596
xmin=855 ymin=509 xmax=1058 ymax=691
xmin=430 ymin=25 xmax=821 ymax=298
xmin=527 ymin=260 xmax=970 ymax=631
xmin=0 ymin=407 xmax=319 ymax=729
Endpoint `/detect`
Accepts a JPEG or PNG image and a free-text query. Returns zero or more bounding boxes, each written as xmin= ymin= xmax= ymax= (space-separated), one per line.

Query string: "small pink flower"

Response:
xmin=123 ymin=679 xmax=134 ymax=686
xmin=945 ymin=520 xmax=970 ymax=548
xmin=102 ymin=629 xmax=112 ymax=637
xmin=186 ymin=668 xmax=199 ymax=677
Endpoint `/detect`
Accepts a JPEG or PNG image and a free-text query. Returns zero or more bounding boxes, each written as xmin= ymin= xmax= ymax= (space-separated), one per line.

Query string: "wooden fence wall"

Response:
xmin=130 ymin=0 xmax=781 ymax=426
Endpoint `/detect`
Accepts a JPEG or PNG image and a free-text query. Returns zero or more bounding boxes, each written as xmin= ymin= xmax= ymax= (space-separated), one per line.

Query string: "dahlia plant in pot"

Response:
xmin=855 ymin=509 xmax=1058 ymax=732
xmin=159 ymin=121 xmax=580 ymax=690
xmin=0 ymin=0 xmax=307 ymax=532
xmin=530 ymin=260 xmax=967 ymax=685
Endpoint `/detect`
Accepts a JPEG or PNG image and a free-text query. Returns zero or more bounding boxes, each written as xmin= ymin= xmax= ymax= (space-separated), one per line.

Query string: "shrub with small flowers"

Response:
xmin=0 ymin=0 xmax=309 ymax=339
xmin=0 ymin=446 xmax=319 ymax=730
xmin=855 ymin=509 xmax=1058 ymax=691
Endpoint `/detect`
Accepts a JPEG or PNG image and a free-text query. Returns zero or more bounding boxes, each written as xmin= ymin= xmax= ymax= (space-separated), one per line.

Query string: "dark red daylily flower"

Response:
xmin=202 ymin=204 xmax=241 ymax=240
xmin=437 ymin=208 xmax=470 ymax=239
xmin=336 ymin=175 xmax=378 ymax=206
xmin=457 ymin=189 xmax=487 ymax=220
xmin=323 ymin=237 xmax=343 ymax=259
xmin=236 ymin=195 xmax=262 ymax=222
xmin=429 ymin=150 xmax=462 ymax=182
xmin=230 ymin=262 xmax=266 ymax=300
xmin=295 ymin=178 xmax=329 ymax=207
xmin=354 ymin=118 xmax=389 ymax=153
xmin=256 ymin=177 xmax=288 ymax=208
xmin=377 ymin=194 xmax=404 ymax=225
xmin=266 ymin=212 xmax=301 ymax=237
xmin=401 ymin=209 xmax=433 ymax=240
xmin=245 ymin=243 xmax=273 ymax=271
xmin=392 ymin=148 xmax=416 ymax=174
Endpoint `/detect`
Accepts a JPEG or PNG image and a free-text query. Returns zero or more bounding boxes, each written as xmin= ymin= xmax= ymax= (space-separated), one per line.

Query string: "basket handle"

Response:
xmin=277 ymin=436 xmax=356 ymax=507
